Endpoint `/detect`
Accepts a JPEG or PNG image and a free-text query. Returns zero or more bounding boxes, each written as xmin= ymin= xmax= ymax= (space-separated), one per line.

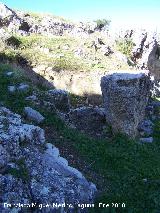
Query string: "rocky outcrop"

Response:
xmin=0 ymin=3 xmax=104 ymax=37
xmin=131 ymin=30 xmax=160 ymax=70
xmin=0 ymin=107 xmax=96 ymax=212
xmin=101 ymin=70 xmax=151 ymax=138
xmin=147 ymin=41 xmax=160 ymax=79
xmin=147 ymin=41 xmax=160 ymax=96
xmin=116 ymin=29 xmax=159 ymax=69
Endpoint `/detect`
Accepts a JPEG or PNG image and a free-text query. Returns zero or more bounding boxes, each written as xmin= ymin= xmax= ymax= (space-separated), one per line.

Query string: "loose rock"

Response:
xmin=8 ymin=85 xmax=16 ymax=93
xmin=24 ymin=107 xmax=45 ymax=124
xmin=139 ymin=137 xmax=153 ymax=143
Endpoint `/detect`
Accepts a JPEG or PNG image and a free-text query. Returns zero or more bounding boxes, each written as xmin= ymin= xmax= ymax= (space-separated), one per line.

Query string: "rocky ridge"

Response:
xmin=0 ymin=107 xmax=96 ymax=213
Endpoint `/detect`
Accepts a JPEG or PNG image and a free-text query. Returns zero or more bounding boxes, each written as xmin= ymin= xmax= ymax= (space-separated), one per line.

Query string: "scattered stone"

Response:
xmin=17 ymin=83 xmax=29 ymax=92
xmin=138 ymin=120 xmax=154 ymax=136
xmin=6 ymin=71 xmax=13 ymax=76
xmin=139 ymin=137 xmax=153 ymax=143
xmin=145 ymin=105 xmax=154 ymax=116
xmin=101 ymin=70 xmax=151 ymax=138
xmin=25 ymin=95 xmax=37 ymax=101
xmin=47 ymin=89 xmax=70 ymax=112
xmin=24 ymin=107 xmax=45 ymax=124
xmin=8 ymin=85 xmax=16 ymax=93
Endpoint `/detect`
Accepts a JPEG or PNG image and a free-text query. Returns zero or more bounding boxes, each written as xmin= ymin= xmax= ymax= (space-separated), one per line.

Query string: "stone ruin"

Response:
xmin=101 ymin=70 xmax=151 ymax=138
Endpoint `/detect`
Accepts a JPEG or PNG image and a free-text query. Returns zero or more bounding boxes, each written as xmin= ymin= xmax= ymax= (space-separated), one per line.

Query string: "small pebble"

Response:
xmin=8 ymin=86 xmax=16 ymax=93
xmin=139 ymin=137 xmax=153 ymax=143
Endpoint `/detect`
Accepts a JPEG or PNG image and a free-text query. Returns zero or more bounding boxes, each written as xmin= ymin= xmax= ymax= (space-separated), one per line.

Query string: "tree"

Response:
xmin=94 ymin=19 xmax=111 ymax=31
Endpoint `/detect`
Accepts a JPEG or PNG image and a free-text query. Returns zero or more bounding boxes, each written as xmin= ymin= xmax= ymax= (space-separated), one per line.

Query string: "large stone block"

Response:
xmin=101 ymin=71 xmax=151 ymax=138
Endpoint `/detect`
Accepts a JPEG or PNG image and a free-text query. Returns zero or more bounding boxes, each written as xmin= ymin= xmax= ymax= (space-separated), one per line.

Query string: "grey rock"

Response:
xmin=147 ymin=41 xmax=160 ymax=97
xmin=17 ymin=83 xmax=29 ymax=92
xmin=6 ymin=71 xmax=13 ymax=76
xmin=47 ymin=89 xmax=70 ymax=112
xmin=139 ymin=137 xmax=153 ymax=143
xmin=24 ymin=107 xmax=45 ymax=124
xmin=138 ymin=120 xmax=154 ymax=136
xmin=25 ymin=95 xmax=37 ymax=101
xmin=8 ymin=85 xmax=16 ymax=93
xmin=0 ymin=107 xmax=96 ymax=212
xmin=101 ymin=70 xmax=151 ymax=138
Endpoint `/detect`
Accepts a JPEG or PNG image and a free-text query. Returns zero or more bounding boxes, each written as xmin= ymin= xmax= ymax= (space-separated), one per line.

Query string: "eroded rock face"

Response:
xmin=0 ymin=107 xmax=96 ymax=212
xmin=101 ymin=71 xmax=151 ymax=138
xmin=147 ymin=41 xmax=160 ymax=96
xmin=147 ymin=41 xmax=160 ymax=79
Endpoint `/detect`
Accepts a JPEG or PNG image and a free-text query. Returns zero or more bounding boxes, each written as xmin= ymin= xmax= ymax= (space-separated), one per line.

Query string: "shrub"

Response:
xmin=94 ymin=19 xmax=111 ymax=30
xmin=116 ymin=38 xmax=135 ymax=57
xmin=6 ymin=36 xmax=22 ymax=48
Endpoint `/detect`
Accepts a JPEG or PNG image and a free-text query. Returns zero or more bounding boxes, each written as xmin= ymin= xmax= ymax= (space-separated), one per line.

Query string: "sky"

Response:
xmin=1 ymin=0 xmax=160 ymax=31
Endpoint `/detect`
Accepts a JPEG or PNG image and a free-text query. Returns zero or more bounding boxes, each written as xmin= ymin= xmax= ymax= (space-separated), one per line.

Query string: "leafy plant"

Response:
xmin=94 ymin=19 xmax=111 ymax=30
xmin=116 ymin=38 xmax=135 ymax=57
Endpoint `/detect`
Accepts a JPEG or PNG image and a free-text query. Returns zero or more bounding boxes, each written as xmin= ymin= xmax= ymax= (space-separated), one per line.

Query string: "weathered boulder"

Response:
xmin=138 ymin=119 xmax=154 ymax=137
xmin=8 ymin=85 xmax=16 ymax=93
xmin=24 ymin=107 xmax=45 ymax=124
xmin=139 ymin=137 xmax=153 ymax=143
xmin=0 ymin=107 xmax=96 ymax=212
xmin=6 ymin=71 xmax=13 ymax=77
xmin=101 ymin=70 xmax=151 ymax=138
xmin=17 ymin=83 xmax=29 ymax=92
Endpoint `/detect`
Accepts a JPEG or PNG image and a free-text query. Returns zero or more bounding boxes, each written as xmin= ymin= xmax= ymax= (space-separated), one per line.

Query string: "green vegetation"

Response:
xmin=116 ymin=38 xmax=135 ymax=57
xmin=0 ymin=33 xmax=130 ymax=72
xmin=0 ymin=64 xmax=160 ymax=212
xmin=26 ymin=11 xmax=71 ymax=23
xmin=94 ymin=19 xmax=111 ymax=30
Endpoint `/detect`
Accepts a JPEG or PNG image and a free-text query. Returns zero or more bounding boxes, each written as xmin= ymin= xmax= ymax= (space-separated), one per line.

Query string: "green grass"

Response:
xmin=116 ymin=38 xmax=135 ymax=58
xmin=0 ymin=64 xmax=160 ymax=213
xmin=0 ymin=33 xmax=131 ymax=72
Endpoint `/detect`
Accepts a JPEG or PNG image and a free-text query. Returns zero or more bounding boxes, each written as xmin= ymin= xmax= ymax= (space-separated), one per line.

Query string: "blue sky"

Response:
xmin=1 ymin=0 xmax=160 ymax=30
